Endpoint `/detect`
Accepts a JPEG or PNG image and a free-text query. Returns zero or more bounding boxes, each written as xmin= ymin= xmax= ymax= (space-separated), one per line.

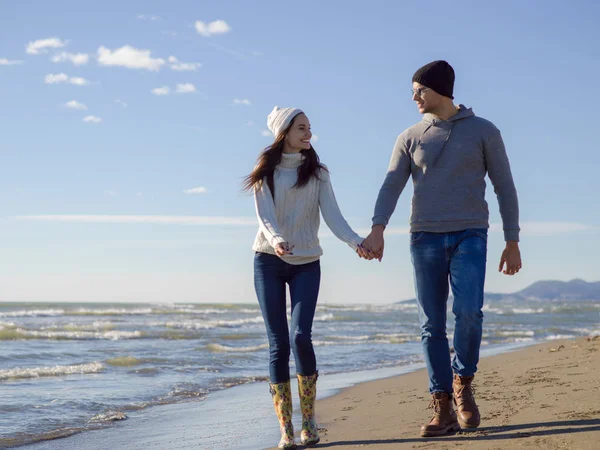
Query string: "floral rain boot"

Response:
xmin=269 ymin=381 xmax=297 ymax=449
xmin=297 ymin=371 xmax=320 ymax=446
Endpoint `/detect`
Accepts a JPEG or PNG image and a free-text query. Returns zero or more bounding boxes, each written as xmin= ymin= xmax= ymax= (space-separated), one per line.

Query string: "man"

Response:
xmin=362 ymin=60 xmax=522 ymax=437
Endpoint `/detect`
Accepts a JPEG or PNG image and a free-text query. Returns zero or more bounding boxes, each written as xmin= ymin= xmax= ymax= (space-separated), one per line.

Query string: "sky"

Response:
xmin=1 ymin=0 xmax=599 ymax=304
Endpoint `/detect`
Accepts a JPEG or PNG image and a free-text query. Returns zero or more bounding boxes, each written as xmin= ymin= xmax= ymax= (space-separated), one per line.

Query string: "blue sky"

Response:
xmin=1 ymin=0 xmax=599 ymax=304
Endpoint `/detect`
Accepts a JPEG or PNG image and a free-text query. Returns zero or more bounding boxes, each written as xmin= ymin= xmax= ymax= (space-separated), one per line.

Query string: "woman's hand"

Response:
xmin=275 ymin=242 xmax=294 ymax=257
xmin=356 ymin=241 xmax=378 ymax=260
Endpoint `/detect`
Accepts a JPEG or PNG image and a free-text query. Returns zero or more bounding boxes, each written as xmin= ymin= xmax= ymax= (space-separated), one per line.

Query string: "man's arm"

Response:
xmin=484 ymin=128 xmax=522 ymax=275
xmin=362 ymin=135 xmax=411 ymax=261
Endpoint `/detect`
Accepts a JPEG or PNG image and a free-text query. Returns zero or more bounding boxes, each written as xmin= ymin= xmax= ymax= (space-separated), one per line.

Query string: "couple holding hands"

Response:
xmin=244 ymin=60 xmax=522 ymax=449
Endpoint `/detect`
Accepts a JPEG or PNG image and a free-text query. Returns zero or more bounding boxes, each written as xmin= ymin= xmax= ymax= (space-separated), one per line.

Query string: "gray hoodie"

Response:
xmin=372 ymin=105 xmax=520 ymax=241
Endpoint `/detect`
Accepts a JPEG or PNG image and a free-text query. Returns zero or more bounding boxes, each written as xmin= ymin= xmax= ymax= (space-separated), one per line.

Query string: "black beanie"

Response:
xmin=412 ymin=60 xmax=455 ymax=99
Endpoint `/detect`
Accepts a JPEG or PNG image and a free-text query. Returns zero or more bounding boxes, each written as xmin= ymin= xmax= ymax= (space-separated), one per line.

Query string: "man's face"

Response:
xmin=412 ymin=81 xmax=442 ymax=114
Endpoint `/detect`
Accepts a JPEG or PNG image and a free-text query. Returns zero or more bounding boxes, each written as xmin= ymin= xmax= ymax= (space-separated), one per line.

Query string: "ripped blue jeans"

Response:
xmin=254 ymin=252 xmax=321 ymax=383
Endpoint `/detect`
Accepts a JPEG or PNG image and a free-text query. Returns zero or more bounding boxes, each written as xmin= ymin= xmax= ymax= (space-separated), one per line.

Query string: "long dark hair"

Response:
xmin=242 ymin=114 xmax=327 ymax=196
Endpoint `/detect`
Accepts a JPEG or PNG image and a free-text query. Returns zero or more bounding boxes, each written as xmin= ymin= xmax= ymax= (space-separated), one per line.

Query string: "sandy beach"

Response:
xmin=307 ymin=337 xmax=600 ymax=450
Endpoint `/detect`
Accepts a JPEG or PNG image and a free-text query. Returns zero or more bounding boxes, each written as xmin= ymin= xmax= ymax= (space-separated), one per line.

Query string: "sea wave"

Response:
xmin=205 ymin=343 xmax=269 ymax=353
xmin=318 ymin=303 xmax=418 ymax=313
xmin=0 ymin=309 xmax=66 ymax=318
xmin=0 ymin=327 xmax=143 ymax=341
xmin=88 ymin=411 xmax=127 ymax=423
xmin=105 ymin=356 xmax=144 ymax=367
xmin=41 ymin=321 xmax=116 ymax=332
xmin=546 ymin=334 xmax=577 ymax=340
xmin=496 ymin=330 xmax=535 ymax=337
xmin=0 ymin=362 xmax=104 ymax=381
xmin=162 ymin=316 xmax=265 ymax=330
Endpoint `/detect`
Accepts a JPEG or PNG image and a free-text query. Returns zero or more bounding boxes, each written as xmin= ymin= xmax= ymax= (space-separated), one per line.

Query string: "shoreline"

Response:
xmin=11 ymin=339 xmax=566 ymax=450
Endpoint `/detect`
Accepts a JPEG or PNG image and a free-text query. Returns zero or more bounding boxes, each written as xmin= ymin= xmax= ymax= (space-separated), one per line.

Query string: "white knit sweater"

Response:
xmin=252 ymin=152 xmax=364 ymax=265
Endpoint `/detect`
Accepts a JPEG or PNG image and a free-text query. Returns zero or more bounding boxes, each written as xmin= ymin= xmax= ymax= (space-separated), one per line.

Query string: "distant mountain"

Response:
xmin=512 ymin=279 xmax=600 ymax=301
xmin=397 ymin=279 xmax=600 ymax=303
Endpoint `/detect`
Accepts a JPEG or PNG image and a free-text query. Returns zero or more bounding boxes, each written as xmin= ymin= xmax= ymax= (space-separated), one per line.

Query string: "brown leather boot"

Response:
xmin=453 ymin=374 xmax=480 ymax=428
xmin=420 ymin=392 xmax=460 ymax=437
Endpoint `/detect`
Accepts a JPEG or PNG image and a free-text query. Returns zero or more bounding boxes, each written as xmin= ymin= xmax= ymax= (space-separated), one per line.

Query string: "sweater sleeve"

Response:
xmin=483 ymin=129 xmax=520 ymax=242
xmin=318 ymin=170 xmax=364 ymax=250
xmin=254 ymin=180 xmax=287 ymax=248
xmin=372 ymin=134 xmax=412 ymax=227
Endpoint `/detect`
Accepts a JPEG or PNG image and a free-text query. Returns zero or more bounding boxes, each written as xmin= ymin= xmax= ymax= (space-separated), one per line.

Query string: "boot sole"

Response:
xmin=420 ymin=422 xmax=461 ymax=437
xmin=457 ymin=418 xmax=480 ymax=429
xmin=301 ymin=437 xmax=320 ymax=446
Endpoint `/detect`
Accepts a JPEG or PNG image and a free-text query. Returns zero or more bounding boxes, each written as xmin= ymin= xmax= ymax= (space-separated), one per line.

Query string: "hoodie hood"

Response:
xmin=422 ymin=104 xmax=475 ymax=125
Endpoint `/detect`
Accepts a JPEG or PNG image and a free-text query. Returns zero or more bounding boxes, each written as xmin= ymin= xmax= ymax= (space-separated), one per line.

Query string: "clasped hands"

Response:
xmin=356 ymin=225 xmax=385 ymax=262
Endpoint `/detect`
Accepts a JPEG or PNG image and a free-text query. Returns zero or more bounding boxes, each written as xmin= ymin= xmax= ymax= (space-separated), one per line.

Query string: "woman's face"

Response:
xmin=284 ymin=114 xmax=312 ymax=152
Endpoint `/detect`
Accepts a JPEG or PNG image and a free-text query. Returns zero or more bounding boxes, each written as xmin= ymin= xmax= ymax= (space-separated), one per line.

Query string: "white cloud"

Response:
xmin=261 ymin=130 xmax=271 ymax=137
xmin=51 ymin=52 xmax=89 ymax=65
xmin=44 ymin=73 xmax=90 ymax=85
xmin=245 ymin=121 xmax=254 ymax=127
xmin=14 ymin=215 xmax=256 ymax=226
xmin=115 ymin=98 xmax=128 ymax=108
xmin=97 ymin=45 xmax=165 ymax=71
xmin=168 ymin=56 xmax=201 ymax=71
xmin=44 ymin=73 xmax=69 ymax=84
xmin=151 ymin=86 xmax=170 ymax=96
xmin=175 ymin=83 xmax=196 ymax=94
xmin=83 ymin=115 xmax=102 ymax=124
xmin=184 ymin=187 xmax=208 ymax=194
xmin=312 ymin=135 xmax=319 ymax=142
xmin=26 ymin=37 xmax=67 ymax=55
xmin=64 ymin=100 xmax=87 ymax=110
xmin=0 ymin=58 xmax=23 ymax=65
xmin=137 ymin=14 xmax=161 ymax=21
xmin=195 ymin=20 xmax=231 ymax=37
xmin=105 ymin=190 xmax=118 ymax=196
xmin=69 ymin=77 xmax=89 ymax=86
xmin=233 ymin=98 xmax=251 ymax=106
xmin=252 ymin=51 xmax=264 ymax=57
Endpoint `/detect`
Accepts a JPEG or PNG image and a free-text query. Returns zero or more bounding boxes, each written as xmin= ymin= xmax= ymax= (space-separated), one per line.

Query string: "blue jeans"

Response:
xmin=410 ymin=228 xmax=487 ymax=394
xmin=254 ymin=252 xmax=321 ymax=383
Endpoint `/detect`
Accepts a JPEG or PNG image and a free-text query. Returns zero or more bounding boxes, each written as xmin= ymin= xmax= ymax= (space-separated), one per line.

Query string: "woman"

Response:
xmin=243 ymin=106 xmax=371 ymax=449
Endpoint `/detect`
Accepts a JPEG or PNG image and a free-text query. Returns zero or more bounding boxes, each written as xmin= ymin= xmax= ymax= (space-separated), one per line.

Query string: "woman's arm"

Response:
xmin=254 ymin=180 xmax=287 ymax=248
xmin=318 ymin=170 xmax=364 ymax=250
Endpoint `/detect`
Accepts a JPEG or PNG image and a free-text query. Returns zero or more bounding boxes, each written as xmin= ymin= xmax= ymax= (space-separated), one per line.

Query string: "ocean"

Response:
xmin=1 ymin=298 xmax=598 ymax=448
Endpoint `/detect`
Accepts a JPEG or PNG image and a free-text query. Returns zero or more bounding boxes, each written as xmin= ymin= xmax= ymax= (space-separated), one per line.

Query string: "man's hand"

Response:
xmin=361 ymin=225 xmax=385 ymax=262
xmin=499 ymin=241 xmax=522 ymax=275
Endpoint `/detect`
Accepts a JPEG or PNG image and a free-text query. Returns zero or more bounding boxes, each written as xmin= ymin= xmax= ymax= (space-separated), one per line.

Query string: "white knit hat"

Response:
xmin=266 ymin=106 xmax=303 ymax=137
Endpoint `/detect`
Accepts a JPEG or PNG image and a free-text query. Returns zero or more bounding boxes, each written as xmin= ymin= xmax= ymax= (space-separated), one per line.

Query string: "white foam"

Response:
xmin=546 ymin=334 xmax=576 ymax=340
xmin=73 ymin=307 xmax=153 ymax=316
xmin=0 ymin=309 xmax=65 ymax=318
xmin=163 ymin=316 xmax=264 ymax=330
xmin=511 ymin=308 xmax=545 ymax=314
xmin=497 ymin=330 xmax=535 ymax=337
xmin=8 ymin=328 xmax=142 ymax=340
xmin=314 ymin=313 xmax=335 ymax=321
xmin=482 ymin=305 xmax=505 ymax=314
xmin=206 ymin=343 xmax=268 ymax=353
xmin=0 ymin=362 xmax=103 ymax=380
